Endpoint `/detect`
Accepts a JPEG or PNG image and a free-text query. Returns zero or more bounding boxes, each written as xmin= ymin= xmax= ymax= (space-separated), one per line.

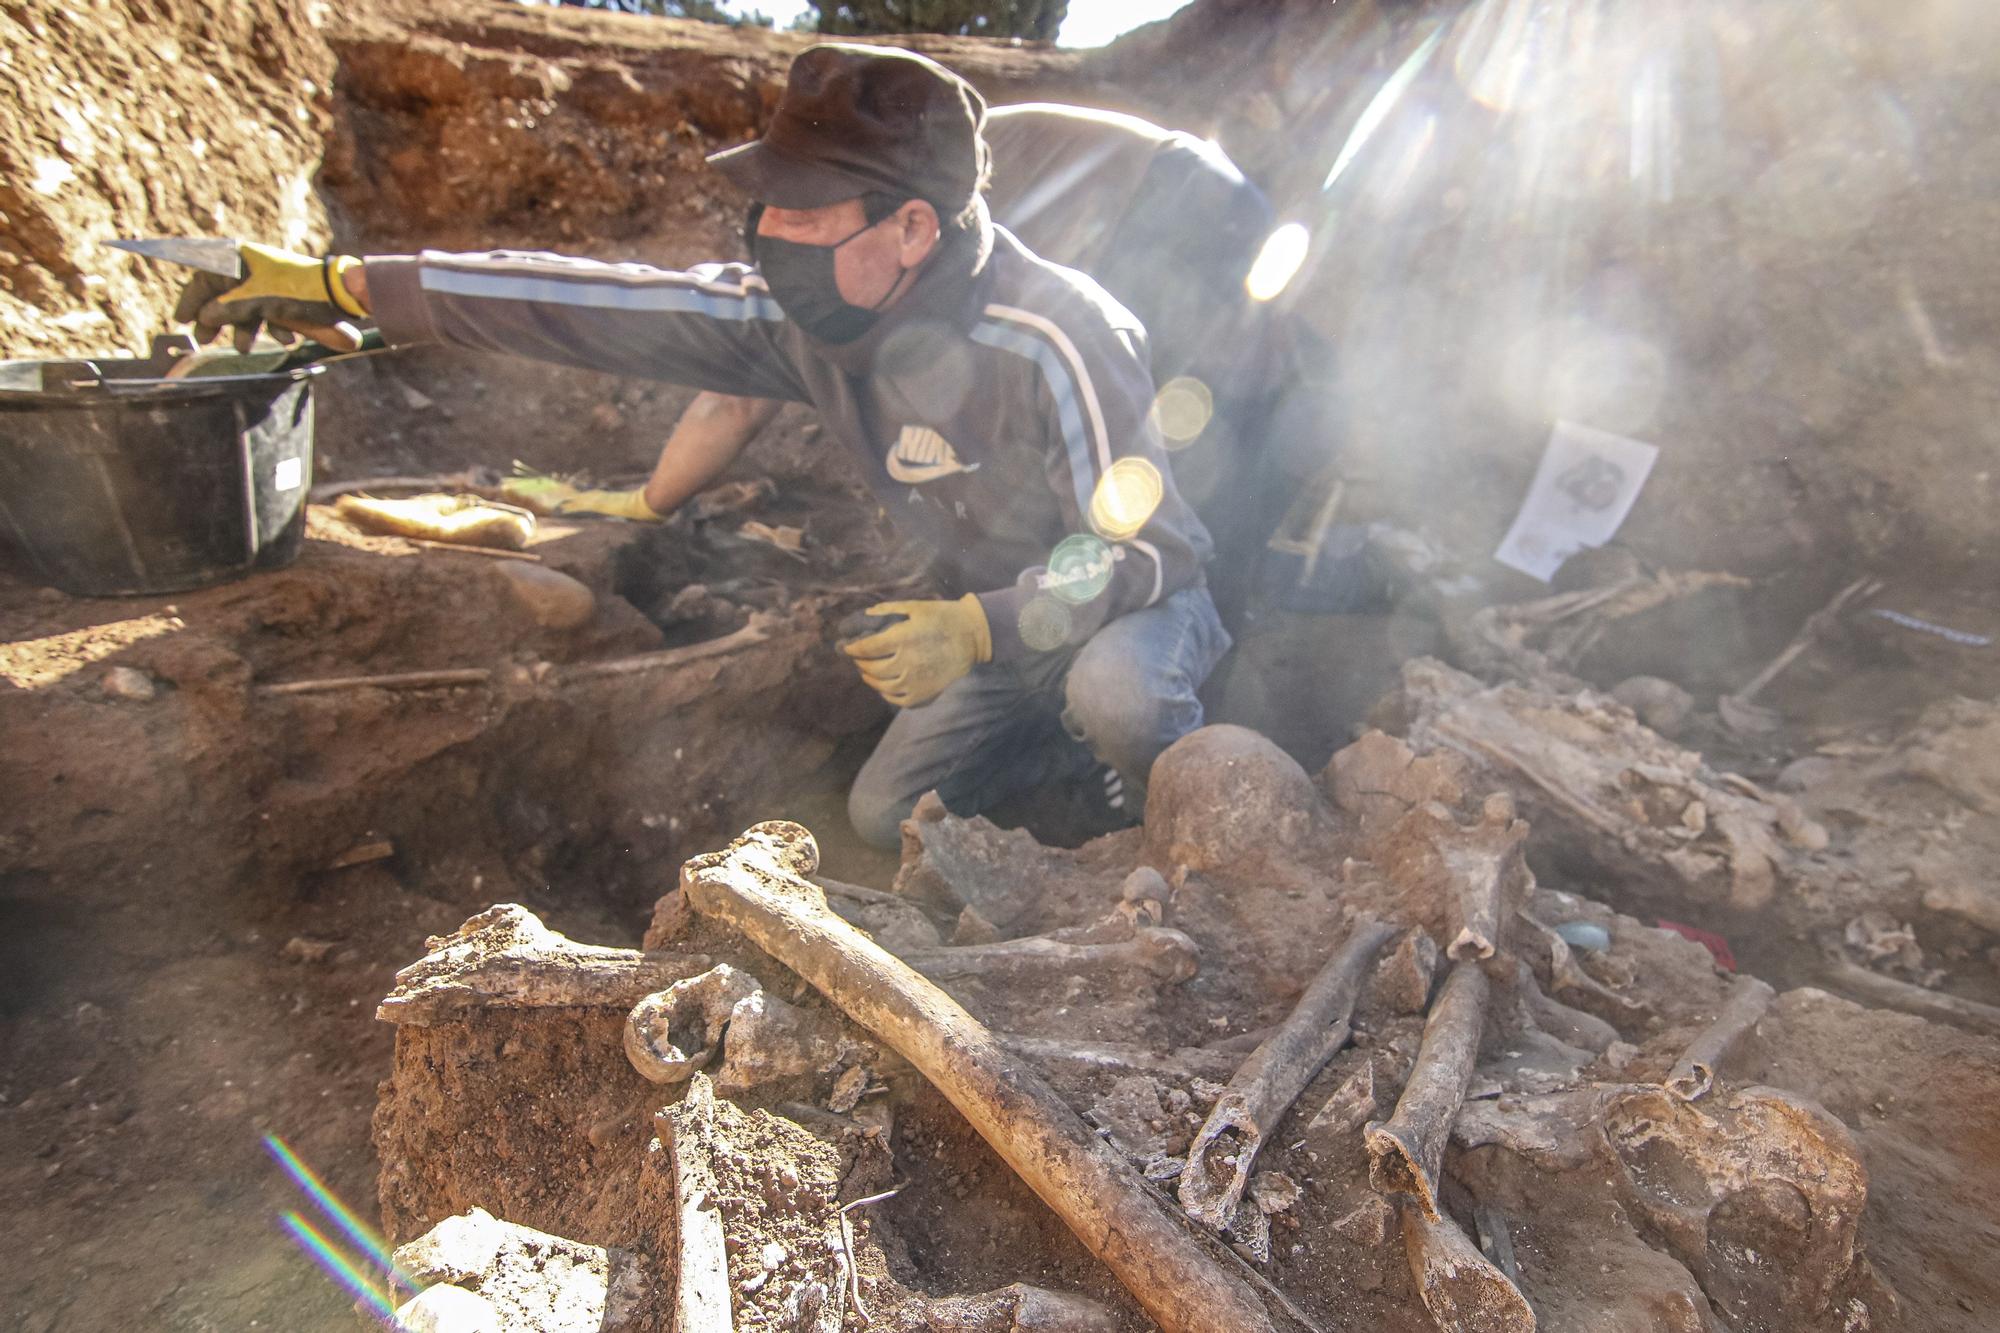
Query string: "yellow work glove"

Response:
xmin=173 ymin=242 xmax=367 ymax=353
xmin=502 ymin=470 xmax=665 ymax=522
xmin=841 ymin=597 xmax=992 ymax=709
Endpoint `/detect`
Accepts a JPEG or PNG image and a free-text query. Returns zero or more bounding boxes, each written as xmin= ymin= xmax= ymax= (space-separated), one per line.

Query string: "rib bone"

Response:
xmin=1818 ymin=956 xmax=2000 ymax=1037
xmin=679 ymin=821 xmax=1311 ymax=1333
xmin=1180 ymin=920 xmax=1399 ymax=1230
xmin=998 ymin=1033 xmax=1243 ymax=1082
xmin=1496 ymin=955 xmax=1620 ymax=1054
xmin=1366 ymin=961 xmax=1490 ymax=1221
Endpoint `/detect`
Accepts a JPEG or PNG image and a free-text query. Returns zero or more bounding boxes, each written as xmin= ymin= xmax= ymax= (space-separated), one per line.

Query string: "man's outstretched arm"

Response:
xmin=179 ymin=242 xmax=810 ymax=402
xmin=642 ymin=393 xmax=784 ymax=517
xmin=502 ymin=391 xmax=783 ymax=522
xmin=347 ymin=264 xmax=784 ymax=520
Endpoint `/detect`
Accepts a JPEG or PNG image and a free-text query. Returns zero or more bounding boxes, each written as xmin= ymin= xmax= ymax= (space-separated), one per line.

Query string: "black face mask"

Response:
xmin=746 ymin=203 xmax=907 ymax=345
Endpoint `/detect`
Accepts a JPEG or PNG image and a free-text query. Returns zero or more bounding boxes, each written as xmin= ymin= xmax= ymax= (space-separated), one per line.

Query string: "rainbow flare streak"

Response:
xmin=279 ymin=1210 xmax=400 ymax=1324
xmin=263 ymin=1133 xmax=417 ymax=1287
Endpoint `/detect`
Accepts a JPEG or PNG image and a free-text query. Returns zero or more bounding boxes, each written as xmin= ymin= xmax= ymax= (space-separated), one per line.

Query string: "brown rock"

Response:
xmin=1361 ymin=929 xmax=1440 ymax=1018
xmin=1143 ymin=724 xmax=1330 ymax=874
xmin=1324 ymin=730 xmax=1467 ymax=838
xmin=492 ymin=561 xmax=596 ymax=630
xmin=1333 ymin=1195 xmax=1397 ymax=1247
xmin=642 ymin=888 xmax=692 ymax=950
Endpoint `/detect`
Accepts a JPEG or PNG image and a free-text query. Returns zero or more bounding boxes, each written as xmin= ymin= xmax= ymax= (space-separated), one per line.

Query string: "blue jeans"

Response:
xmin=847 ymin=585 xmax=1233 ymax=849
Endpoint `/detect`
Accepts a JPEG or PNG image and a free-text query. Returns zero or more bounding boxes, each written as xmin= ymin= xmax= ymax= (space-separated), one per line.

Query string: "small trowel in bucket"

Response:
xmin=108 ymin=236 xmax=364 ymax=353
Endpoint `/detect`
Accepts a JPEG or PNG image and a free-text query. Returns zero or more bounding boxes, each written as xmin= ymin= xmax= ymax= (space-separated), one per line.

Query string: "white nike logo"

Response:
xmin=885 ymin=425 xmax=980 ymax=484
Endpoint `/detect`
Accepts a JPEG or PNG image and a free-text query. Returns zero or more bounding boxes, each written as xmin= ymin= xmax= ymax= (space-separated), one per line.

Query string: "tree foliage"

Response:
xmin=804 ymin=0 xmax=1069 ymax=40
xmin=548 ymin=0 xmax=777 ymax=27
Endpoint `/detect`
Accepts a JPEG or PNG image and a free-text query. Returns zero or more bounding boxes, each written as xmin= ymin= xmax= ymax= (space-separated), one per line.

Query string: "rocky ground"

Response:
xmin=362 ymin=719 xmax=2000 ymax=1332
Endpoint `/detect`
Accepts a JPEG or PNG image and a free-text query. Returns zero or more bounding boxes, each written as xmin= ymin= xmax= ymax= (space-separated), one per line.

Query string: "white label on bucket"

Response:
xmin=273 ymin=457 xmax=303 ymax=493
xmin=1493 ymin=420 xmax=1658 ymax=582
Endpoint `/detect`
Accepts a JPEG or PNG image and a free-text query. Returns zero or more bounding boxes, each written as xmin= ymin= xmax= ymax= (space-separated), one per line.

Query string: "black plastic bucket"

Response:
xmin=0 ymin=350 xmax=321 ymax=596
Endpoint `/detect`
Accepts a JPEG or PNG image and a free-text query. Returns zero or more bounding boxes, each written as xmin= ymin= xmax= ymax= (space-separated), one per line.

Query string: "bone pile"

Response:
xmin=371 ymin=715 xmax=1905 ymax=1332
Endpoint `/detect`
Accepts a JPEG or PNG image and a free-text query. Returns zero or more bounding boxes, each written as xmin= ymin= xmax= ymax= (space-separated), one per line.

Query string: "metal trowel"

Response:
xmin=108 ymin=236 xmax=364 ymax=352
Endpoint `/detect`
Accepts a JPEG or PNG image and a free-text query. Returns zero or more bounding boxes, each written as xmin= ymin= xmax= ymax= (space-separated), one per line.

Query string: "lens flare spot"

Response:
xmin=1245 ymin=222 xmax=1310 ymax=302
xmin=1042 ymin=533 xmax=1116 ymax=605
xmin=1150 ymin=377 xmax=1214 ymax=448
xmin=1017 ymin=596 xmax=1072 ymax=652
xmin=1088 ymin=458 xmax=1164 ymax=541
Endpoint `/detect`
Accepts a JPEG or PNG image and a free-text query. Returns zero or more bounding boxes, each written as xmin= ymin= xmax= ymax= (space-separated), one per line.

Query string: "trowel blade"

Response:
xmin=108 ymin=237 xmax=244 ymax=278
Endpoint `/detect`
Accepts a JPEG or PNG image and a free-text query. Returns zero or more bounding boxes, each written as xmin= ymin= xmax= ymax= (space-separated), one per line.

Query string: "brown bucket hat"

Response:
xmin=708 ymin=43 xmax=990 ymax=211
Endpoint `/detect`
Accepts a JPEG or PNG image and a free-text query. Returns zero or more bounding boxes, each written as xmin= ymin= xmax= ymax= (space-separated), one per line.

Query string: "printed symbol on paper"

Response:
xmin=1556 ymin=455 xmax=1625 ymax=511
xmin=1493 ymin=420 xmax=1659 ymax=583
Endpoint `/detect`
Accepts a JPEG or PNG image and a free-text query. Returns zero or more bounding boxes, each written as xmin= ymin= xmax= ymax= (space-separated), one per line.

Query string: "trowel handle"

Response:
xmin=272 ymin=327 xmax=391 ymax=371
xmin=277 ymin=319 xmax=363 ymax=353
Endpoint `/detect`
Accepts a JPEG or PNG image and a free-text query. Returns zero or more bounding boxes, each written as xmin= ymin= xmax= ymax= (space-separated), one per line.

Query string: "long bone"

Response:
xmin=1819 ymin=956 xmax=2000 ymax=1037
xmin=895 ymin=927 xmax=1201 ymax=985
xmin=376 ymin=903 xmax=709 ymax=1025
xmin=679 ymin=821 xmax=1316 ymax=1333
xmin=1494 ymin=955 xmax=1620 ymax=1054
xmin=920 ymin=1282 xmax=1120 ymax=1332
xmin=1179 ymin=920 xmax=1399 ymax=1230
xmin=1378 ymin=797 xmax=1530 ymax=964
xmin=1365 ymin=961 xmax=1490 ymax=1221
xmin=1443 ymin=794 xmax=1529 ymax=960
xmin=658 ymin=1076 xmax=735 ymax=1333
xmin=624 ymin=964 xmax=762 ymax=1084
xmin=1401 ymin=1203 xmax=1537 ymax=1333
xmin=1665 ymin=974 xmax=1775 ymax=1100
xmin=997 ymin=1033 xmax=1243 ymax=1082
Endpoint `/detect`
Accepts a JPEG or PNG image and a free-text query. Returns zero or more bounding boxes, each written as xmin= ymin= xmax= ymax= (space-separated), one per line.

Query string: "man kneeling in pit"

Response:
xmin=175 ymin=48 xmax=1286 ymax=849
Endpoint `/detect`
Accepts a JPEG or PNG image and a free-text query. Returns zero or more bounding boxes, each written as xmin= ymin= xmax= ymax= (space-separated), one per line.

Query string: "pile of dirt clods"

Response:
xmin=371 ymin=707 xmax=2000 ymax=1333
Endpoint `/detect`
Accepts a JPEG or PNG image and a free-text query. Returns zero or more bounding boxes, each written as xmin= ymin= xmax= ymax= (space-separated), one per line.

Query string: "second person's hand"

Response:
xmin=502 ymin=471 xmax=665 ymax=522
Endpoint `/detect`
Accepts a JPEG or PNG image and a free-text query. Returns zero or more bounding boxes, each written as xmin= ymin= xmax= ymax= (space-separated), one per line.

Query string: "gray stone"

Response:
xmin=1612 ymin=676 xmax=1695 ymax=738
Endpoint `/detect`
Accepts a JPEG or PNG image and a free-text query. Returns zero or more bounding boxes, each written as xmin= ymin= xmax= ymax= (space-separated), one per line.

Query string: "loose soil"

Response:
xmin=6 ymin=1 xmax=2000 ymax=1329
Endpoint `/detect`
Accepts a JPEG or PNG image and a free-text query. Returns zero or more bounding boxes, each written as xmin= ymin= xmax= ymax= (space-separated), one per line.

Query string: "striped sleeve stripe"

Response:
xmin=968 ymin=318 xmax=1095 ymax=519
xmin=981 ymin=304 xmax=1114 ymax=475
xmin=419 ymin=259 xmax=784 ymax=322
xmin=1128 ymin=538 xmax=1165 ymax=607
xmin=971 ymin=303 xmax=1166 ymax=608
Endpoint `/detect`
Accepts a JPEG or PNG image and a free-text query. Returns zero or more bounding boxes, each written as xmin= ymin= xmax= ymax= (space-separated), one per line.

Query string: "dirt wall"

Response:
xmin=0 ymin=0 xmax=337 ymax=359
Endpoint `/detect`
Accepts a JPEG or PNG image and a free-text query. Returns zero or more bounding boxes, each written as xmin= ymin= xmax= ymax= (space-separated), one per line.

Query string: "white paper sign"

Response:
xmin=273 ymin=456 xmax=303 ymax=493
xmin=1493 ymin=420 xmax=1659 ymax=581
